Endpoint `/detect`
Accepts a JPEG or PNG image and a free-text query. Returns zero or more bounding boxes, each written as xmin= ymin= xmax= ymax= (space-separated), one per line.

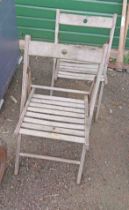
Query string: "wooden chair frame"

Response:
xmin=51 ymin=9 xmax=117 ymax=120
xmin=14 ymin=35 xmax=108 ymax=184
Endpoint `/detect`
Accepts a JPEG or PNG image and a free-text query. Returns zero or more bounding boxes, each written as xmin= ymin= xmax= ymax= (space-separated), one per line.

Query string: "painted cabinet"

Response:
xmin=0 ymin=0 xmax=19 ymax=100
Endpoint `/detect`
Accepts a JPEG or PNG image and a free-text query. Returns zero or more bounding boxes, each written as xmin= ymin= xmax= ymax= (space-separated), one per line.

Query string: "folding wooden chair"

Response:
xmin=51 ymin=10 xmax=117 ymax=120
xmin=14 ymin=35 xmax=108 ymax=184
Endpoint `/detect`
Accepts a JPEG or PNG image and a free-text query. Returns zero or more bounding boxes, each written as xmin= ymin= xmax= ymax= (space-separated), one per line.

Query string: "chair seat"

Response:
xmin=57 ymin=59 xmax=105 ymax=81
xmin=19 ymin=92 xmax=89 ymax=144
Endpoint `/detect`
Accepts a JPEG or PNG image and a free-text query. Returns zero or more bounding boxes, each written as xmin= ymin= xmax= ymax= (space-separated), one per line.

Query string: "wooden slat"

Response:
xmin=60 ymin=59 xmax=98 ymax=65
xmin=25 ymin=111 xmax=84 ymax=124
xmin=60 ymin=64 xmax=98 ymax=72
xmin=24 ymin=117 xmax=85 ymax=130
xmin=58 ymin=71 xmax=101 ymax=77
xmin=27 ymin=107 xmax=84 ymax=119
xmin=59 ymin=68 xmax=97 ymax=75
xmin=21 ymin=122 xmax=85 ymax=137
xmin=60 ymin=61 xmax=98 ymax=67
xmin=59 ymin=13 xmax=113 ymax=29
xmin=29 ymin=102 xmax=85 ymax=114
xmin=60 ymin=58 xmax=99 ymax=64
xmin=58 ymin=72 xmax=104 ymax=81
xmin=29 ymin=41 xmax=103 ymax=63
xmin=60 ymin=62 xmax=97 ymax=66
xmin=20 ymin=153 xmax=80 ymax=165
xmin=58 ymin=71 xmax=95 ymax=78
xmin=19 ymin=128 xmax=85 ymax=144
xmin=59 ymin=61 xmax=99 ymax=74
xmin=31 ymin=85 xmax=89 ymax=95
xmin=33 ymin=94 xmax=84 ymax=104
xmin=31 ymin=98 xmax=85 ymax=109
xmin=58 ymin=72 xmax=95 ymax=80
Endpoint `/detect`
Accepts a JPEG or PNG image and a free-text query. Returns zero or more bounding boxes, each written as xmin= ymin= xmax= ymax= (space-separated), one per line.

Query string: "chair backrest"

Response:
xmin=22 ymin=35 xmax=108 ymax=123
xmin=55 ymin=9 xmax=117 ymax=64
xmin=28 ymin=41 xmax=103 ymax=64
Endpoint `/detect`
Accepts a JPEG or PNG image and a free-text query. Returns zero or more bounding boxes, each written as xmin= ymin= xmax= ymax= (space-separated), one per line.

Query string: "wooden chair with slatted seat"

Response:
xmin=51 ymin=9 xmax=117 ymax=120
xmin=14 ymin=35 xmax=109 ymax=184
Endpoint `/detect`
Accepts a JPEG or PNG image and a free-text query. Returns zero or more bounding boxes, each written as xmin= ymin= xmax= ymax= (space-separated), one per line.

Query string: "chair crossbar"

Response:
xmin=20 ymin=153 xmax=80 ymax=165
xmin=31 ymin=84 xmax=89 ymax=95
xmin=59 ymin=13 xmax=115 ymax=29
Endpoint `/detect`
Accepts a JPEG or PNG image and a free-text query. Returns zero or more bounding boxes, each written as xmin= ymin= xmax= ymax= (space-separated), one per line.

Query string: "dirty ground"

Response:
xmin=0 ymin=57 xmax=129 ymax=210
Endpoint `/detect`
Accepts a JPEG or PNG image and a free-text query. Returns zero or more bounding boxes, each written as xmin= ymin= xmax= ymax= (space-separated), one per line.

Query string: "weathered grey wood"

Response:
xmin=52 ymin=9 xmax=117 ymax=122
xmin=60 ymin=63 xmax=98 ymax=69
xmin=94 ymin=82 xmax=104 ymax=121
xmin=60 ymin=65 xmax=98 ymax=73
xmin=106 ymin=14 xmax=117 ymax=66
xmin=51 ymin=8 xmax=60 ymax=95
xmin=89 ymin=44 xmax=108 ymax=123
xmin=60 ymin=58 xmax=99 ymax=64
xmin=19 ymin=39 xmax=120 ymax=59
xmin=53 ymin=10 xmax=117 ymax=87
xmin=27 ymin=107 xmax=84 ymax=118
xmin=84 ymin=96 xmax=90 ymax=150
xmin=31 ymin=85 xmax=89 ymax=95
xmin=59 ymin=62 xmax=101 ymax=76
xmin=20 ymin=35 xmax=31 ymax=113
xmin=50 ymin=58 xmax=57 ymax=95
xmin=14 ymin=34 xmax=110 ymax=184
xmin=77 ymin=144 xmax=87 ymax=184
xmin=14 ymin=88 xmax=35 ymax=135
xmin=58 ymin=71 xmax=97 ymax=77
xmin=24 ymin=117 xmax=85 ymax=130
xmin=61 ymin=58 xmax=98 ymax=64
xmin=19 ymin=128 xmax=85 ymax=144
xmin=58 ymin=72 xmax=104 ymax=81
xmin=26 ymin=111 xmax=84 ymax=124
xmin=31 ymin=98 xmax=85 ymax=109
xmin=0 ymin=99 xmax=4 ymax=110
xmin=60 ymin=68 xmax=97 ymax=74
xmin=54 ymin=59 xmax=60 ymax=81
xmin=33 ymin=94 xmax=84 ymax=104
xmin=29 ymin=41 xmax=103 ymax=63
xmin=20 ymin=153 xmax=80 ymax=165
xmin=29 ymin=102 xmax=85 ymax=114
xmin=21 ymin=122 xmax=85 ymax=137
xmin=59 ymin=69 xmax=97 ymax=76
xmin=59 ymin=13 xmax=114 ymax=29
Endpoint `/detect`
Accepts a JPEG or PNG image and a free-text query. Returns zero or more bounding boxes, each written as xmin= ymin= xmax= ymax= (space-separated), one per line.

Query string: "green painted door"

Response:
xmin=15 ymin=0 xmax=129 ymax=48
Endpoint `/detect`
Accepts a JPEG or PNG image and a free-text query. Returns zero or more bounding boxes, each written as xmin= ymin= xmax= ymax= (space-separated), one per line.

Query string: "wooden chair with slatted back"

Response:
xmin=14 ymin=35 xmax=109 ymax=184
xmin=51 ymin=10 xmax=117 ymax=120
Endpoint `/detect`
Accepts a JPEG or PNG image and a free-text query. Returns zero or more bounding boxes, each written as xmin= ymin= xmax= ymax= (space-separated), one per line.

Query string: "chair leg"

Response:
xmin=50 ymin=71 xmax=55 ymax=96
xmin=94 ymin=82 xmax=104 ymax=122
xmin=77 ymin=144 xmax=87 ymax=184
xmin=14 ymin=134 xmax=22 ymax=175
xmin=50 ymin=58 xmax=57 ymax=96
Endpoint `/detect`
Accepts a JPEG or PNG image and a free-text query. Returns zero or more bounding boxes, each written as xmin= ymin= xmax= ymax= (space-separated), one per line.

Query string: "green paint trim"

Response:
xmin=15 ymin=0 xmax=129 ymax=49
